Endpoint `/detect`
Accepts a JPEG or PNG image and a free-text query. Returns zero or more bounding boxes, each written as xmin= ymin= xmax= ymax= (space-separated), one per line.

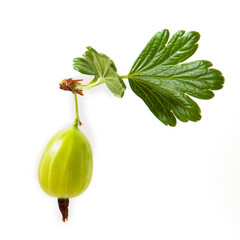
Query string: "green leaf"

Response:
xmin=73 ymin=47 xmax=126 ymax=98
xmin=128 ymin=29 xmax=224 ymax=126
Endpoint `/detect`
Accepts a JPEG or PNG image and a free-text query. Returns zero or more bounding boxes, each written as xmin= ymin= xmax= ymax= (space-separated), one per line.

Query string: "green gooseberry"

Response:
xmin=38 ymin=125 xmax=93 ymax=221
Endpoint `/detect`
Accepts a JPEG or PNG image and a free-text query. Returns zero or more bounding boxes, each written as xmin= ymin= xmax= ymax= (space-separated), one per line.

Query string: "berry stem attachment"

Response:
xmin=73 ymin=92 xmax=81 ymax=127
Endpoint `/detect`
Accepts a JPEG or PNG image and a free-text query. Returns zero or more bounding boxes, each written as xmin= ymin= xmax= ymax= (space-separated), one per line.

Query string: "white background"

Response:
xmin=0 ymin=0 xmax=239 ymax=239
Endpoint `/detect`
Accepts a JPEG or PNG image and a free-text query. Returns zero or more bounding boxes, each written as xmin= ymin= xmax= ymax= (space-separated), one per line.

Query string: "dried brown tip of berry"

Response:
xmin=58 ymin=198 xmax=69 ymax=222
xmin=59 ymin=78 xmax=83 ymax=95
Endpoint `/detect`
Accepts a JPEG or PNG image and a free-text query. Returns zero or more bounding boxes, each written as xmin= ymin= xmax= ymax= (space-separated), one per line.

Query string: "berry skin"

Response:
xmin=38 ymin=126 xmax=93 ymax=199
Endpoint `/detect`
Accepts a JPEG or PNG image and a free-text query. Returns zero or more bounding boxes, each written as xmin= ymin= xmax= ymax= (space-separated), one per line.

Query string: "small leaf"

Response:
xmin=128 ymin=29 xmax=224 ymax=126
xmin=73 ymin=47 xmax=126 ymax=98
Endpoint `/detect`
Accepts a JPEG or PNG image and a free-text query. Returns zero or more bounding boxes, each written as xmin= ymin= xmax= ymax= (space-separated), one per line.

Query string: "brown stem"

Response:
xmin=58 ymin=198 xmax=69 ymax=222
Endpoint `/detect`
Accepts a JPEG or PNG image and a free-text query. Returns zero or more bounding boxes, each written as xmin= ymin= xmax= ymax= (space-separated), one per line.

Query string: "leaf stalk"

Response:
xmin=120 ymin=75 xmax=129 ymax=79
xmin=75 ymin=77 xmax=105 ymax=91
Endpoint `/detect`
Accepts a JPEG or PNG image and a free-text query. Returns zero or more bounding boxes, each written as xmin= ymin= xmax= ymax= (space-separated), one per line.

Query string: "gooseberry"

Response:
xmin=38 ymin=92 xmax=93 ymax=221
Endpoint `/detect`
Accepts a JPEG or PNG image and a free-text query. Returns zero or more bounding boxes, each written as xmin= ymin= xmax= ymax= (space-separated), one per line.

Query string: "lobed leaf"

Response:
xmin=73 ymin=47 xmax=126 ymax=98
xmin=128 ymin=30 xmax=224 ymax=126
